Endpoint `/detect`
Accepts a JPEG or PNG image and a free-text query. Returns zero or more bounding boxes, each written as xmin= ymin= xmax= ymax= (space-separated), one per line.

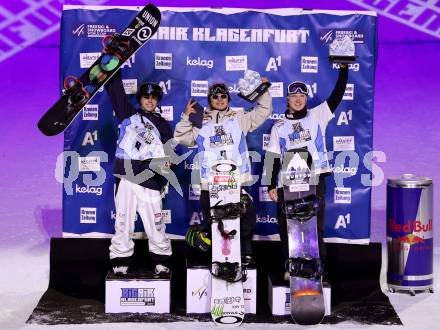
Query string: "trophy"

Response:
xmin=328 ymin=35 xmax=356 ymax=64
xmin=237 ymin=70 xmax=271 ymax=103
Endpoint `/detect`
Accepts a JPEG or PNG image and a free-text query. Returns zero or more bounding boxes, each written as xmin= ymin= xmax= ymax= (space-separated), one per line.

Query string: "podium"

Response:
xmin=105 ymin=270 xmax=171 ymax=313
xmin=186 ymin=251 xmax=257 ymax=314
xmin=268 ymin=274 xmax=331 ymax=316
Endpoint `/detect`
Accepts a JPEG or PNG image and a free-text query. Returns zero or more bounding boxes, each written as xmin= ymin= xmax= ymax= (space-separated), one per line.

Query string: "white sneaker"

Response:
xmin=154 ymin=264 xmax=170 ymax=275
xmin=284 ymin=271 xmax=290 ymax=281
xmin=113 ymin=265 xmax=129 ymax=275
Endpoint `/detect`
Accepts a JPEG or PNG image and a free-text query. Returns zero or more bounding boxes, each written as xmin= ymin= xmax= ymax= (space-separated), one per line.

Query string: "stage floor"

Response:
xmin=0 ymin=2 xmax=439 ymax=329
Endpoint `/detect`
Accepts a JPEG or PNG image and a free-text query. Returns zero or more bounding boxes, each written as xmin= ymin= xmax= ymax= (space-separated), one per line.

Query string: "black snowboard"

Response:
xmin=282 ymin=148 xmax=325 ymax=325
xmin=38 ymin=4 xmax=161 ymax=136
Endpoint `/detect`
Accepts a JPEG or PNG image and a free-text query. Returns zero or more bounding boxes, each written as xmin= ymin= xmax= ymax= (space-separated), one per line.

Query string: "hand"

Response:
xmin=184 ymin=98 xmax=197 ymax=116
xmin=261 ymin=77 xmax=269 ymax=84
xmin=268 ymin=188 xmax=278 ymax=202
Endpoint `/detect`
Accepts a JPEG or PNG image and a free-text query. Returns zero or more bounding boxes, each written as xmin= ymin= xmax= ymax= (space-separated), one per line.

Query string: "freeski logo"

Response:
xmin=122 ymin=79 xmax=137 ymax=95
xmin=72 ymin=24 xmax=86 ymax=37
xmin=319 ymin=29 xmax=365 ymax=44
xmin=72 ymin=23 xmax=116 ymax=38
xmin=160 ymin=106 xmax=174 ymax=121
xmin=120 ymin=288 xmax=155 ymax=306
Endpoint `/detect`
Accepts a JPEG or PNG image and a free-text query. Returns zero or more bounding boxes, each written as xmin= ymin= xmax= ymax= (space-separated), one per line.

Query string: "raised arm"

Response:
xmin=326 ymin=64 xmax=348 ymax=113
xmin=104 ymin=70 xmax=136 ymax=121
xmin=238 ymin=78 xmax=273 ymax=134
xmin=173 ymin=98 xmax=200 ymax=147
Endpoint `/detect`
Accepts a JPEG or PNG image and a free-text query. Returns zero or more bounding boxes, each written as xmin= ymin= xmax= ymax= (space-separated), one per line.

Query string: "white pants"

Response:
xmin=109 ymin=178 xmax=172 ymax=259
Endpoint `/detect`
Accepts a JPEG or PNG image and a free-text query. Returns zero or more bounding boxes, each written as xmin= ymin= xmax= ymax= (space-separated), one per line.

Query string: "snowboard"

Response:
xmin=209 ymin=160 xmax=245 ymax=326
xmin=37 ymin=4 xmax=161 ymax=136
xmin=282 ymin=148 xmax=325 ymax=325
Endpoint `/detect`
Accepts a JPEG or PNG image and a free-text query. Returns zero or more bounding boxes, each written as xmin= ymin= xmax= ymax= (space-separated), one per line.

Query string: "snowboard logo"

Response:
xmin=137 ymin=26 xmax=153 ymax=41
xmin=221 ymin=234 xmax=231 ymax=255
xmin=122 ymin=28 xmax=135 ymax=37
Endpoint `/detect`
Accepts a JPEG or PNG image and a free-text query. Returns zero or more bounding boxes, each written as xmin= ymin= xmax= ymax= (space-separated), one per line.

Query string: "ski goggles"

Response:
xmin=287 ymin=81 xmax=308 ymax=95
xmin=211 ymin=93 xmax=229 ymax=100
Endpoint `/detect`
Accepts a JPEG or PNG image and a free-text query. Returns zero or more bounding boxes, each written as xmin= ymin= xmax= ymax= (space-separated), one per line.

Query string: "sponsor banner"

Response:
xmin=162 ymin=209 xmax=172 ymax=224
xmin=334 ymin=187 xmax=352 ymax=204
xmin=122 ymin=79 xmax=137 ymax=94
xmin=191 ymin=80 xmax=209 ymax=96
xmin=78 ymin=156 xmax=101 ymax=172
xmin=333 ymin=136 xmax=355 ymax=151
xmin=83 ymin=104 xmax=99 ymax=120
xmin=155 ymin=53 xmax=172 ymax=69
xmin=269 ymin=82 xmax=284 ymax=98
xmin=343 ymin=84 xmax=354 ymax=100
xmin=301 ymin=56 xmax=318 ymax=73
xmin=62 ymin=7 xmax=376 ymax=243
xmin=80 ymin=207 xmax=97 ymax=224
xmin=225 ymin=55 xmax=247 ymax=71
xmin=160 ymin=105 xmax=174 ymax=121
xmin=80 ymin=52 xmax=101 ymax=68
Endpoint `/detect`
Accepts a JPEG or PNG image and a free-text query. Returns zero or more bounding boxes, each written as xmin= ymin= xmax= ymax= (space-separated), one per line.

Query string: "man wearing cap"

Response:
xmin=265 ymin=64 xmax=348 ymax=280
xmin=174 ymin=78 xmax=272 ymax=265
xmin=104 ymin=71 xmax=173 ymax=276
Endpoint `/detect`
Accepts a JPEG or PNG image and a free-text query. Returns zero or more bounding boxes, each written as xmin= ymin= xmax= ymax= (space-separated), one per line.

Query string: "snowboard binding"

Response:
xmin=102 ymin=33 xmax=133 ymax=60
xmin=209 ymin=195 xmax=250 ymax=239
xmin=284 ymin=194 xmax=320 ymax=221
xmin=211 ymin=261 xmax=247 ymax=282
xmin=185 ymin=225 xmax=211 ymax=252
xmin=286 ymin=257 xmax=324 ymax=279
xmin=62 ymin=76 xmax=90 ymax=120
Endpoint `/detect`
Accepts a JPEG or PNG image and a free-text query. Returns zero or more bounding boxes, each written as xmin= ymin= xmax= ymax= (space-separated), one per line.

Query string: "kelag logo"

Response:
xmin=187 ymin=56 xmax=214 ymax=69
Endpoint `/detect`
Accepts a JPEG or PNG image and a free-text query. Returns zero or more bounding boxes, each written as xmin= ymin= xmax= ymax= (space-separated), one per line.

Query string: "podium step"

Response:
xmin=268 ymin=273 xmax=331 ymax=316
xmin=105 ymin=269 xmax=171 ymax=313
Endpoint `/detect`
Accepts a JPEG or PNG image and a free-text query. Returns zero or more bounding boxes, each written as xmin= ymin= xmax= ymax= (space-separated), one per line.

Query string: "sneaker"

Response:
xmin=154 ymin=264 xmax=170 ymax=276
xmin=284 ymin=271 xmax=290 ymax=281
xmin=241 ymin=255 xmax=255 ymax=267
xmin=111 ymin=257 xmax=132 ymax=275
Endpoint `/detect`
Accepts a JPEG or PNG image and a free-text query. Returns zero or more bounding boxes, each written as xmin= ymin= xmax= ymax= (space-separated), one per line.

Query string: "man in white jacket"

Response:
xmin=174 ymin=80 xmax=272 ymax=265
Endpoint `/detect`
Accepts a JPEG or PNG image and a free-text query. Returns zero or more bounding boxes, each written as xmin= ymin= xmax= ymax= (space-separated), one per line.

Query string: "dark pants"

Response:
xmin=277 ymin=174 xmax=327 ymax=267
xmin=200 ymin=190 xmax=256 ymax=256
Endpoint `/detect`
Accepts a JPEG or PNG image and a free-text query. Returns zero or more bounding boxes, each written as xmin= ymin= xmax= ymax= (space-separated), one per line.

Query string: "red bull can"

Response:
xmin=387 ymin=174 xmax=433 ymax=295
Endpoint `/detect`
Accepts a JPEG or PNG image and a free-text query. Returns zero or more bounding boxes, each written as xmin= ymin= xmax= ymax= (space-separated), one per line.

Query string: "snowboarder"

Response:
xmin=105 ymin=71 xmax=173 ymax=276
xmin=265 ymin=64 xmax=348 ymax=280
xmin=174 ymin=79 xmax=272 ymax=265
